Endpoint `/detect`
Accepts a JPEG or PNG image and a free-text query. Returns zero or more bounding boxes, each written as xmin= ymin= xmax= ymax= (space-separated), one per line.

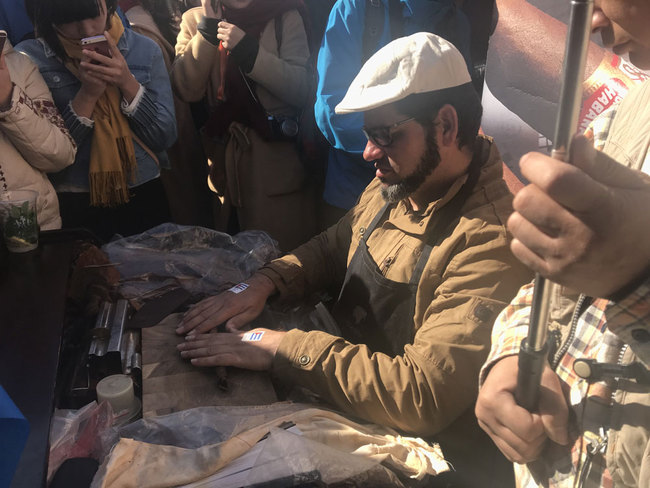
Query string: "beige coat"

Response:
xmin=0 ymin=42 xmax=76 ymax=230
xmin=171 ymin=7 xmax=316 ymax=250
xmin=172 ymin=7 xmax=310 ymax=116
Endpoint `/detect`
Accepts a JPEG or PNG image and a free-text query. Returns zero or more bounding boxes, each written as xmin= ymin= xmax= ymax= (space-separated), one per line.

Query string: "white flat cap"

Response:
xmin=335 ymin=32 xmax=471 ymax=114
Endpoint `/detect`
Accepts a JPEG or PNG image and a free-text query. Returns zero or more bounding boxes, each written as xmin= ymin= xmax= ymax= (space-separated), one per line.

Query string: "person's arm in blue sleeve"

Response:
xmin=123 ymin=42 xmax=177 ymax=151
xmin=314 ymin=0 xmax=370 ymax=155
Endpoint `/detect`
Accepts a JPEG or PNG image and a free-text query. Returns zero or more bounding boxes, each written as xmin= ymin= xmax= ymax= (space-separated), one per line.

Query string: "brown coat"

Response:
xmin=259 ymin=136 xmax=532 ymax=482
xmin=172 ymin=7 xmax=310 ymax=116
xmin=171 ymin=7 xmax=316 ymax=250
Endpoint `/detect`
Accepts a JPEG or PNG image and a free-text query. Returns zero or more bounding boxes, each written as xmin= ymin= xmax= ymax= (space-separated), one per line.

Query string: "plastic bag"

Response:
xmin=48 ymin=401 xmax=116 ymax=484
xmin=91 ymin=404 xmax=447 ymax=488
xmin=102 ymin=224 xmax=281 ymax=298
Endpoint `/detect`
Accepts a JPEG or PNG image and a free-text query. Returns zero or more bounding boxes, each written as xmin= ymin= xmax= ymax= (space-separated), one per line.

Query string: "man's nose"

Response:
xmin=363 ymin=139 xmax=385 ymax=162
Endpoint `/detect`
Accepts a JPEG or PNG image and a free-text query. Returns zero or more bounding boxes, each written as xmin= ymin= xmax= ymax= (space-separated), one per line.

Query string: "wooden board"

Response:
xmin=142 ymin=313 xmax=278 ymax=418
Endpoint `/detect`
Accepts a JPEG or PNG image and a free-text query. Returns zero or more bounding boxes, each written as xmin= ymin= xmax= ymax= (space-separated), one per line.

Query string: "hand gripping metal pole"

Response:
xmin=515 ymin=0 xmax=594 ymax=412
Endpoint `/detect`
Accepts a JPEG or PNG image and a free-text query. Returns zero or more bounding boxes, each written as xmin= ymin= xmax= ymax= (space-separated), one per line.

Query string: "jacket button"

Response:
xmin=419 ymin=220 xmax=424 ymax=226
xmin=298 ymin=355 xmax=311 ymax=366
xmin=631 ymin=329 xmax=650 ymax=343
xmin=53 ymin=75 xmax=61 ymax=82
xmin=359 ymin=227 xmax=366 ymax=235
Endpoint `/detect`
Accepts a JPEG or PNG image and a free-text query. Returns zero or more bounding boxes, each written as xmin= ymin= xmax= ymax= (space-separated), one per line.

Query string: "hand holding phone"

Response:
xmin=78 ymin=32 xmax=140 ymax=104
xmin=81 ymin=35 xmax=112 ymax=64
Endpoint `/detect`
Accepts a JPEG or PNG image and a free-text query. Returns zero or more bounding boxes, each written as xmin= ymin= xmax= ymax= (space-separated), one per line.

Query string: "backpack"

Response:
xmin=272 ymin=6 xmax=334 ymax=187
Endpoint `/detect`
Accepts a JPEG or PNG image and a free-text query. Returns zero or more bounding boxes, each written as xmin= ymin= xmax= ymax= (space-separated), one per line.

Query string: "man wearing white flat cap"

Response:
xmin=177 ymin=32 xmax=531 ymax=486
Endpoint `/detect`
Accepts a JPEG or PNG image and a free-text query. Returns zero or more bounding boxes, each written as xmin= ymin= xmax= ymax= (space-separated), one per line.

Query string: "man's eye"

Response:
xmin=389 ymin=129 xmax=404 ymax=144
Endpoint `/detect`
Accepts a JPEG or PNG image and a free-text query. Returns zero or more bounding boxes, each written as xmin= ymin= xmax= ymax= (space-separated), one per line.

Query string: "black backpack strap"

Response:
xmin=362 ymin=0 xmax=384 ymax=63
xmin=388 ymin=0 xmax=403 ymax=40
xmin=274 ymin=13 xmax=283 ymax=52
xmin=363 ymin=0 xmax=404 ymax=63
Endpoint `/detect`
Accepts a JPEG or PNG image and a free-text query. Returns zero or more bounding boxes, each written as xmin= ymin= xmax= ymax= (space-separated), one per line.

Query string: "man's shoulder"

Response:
xmin=346 ymin=178 xmax=390 ymax=226
xmin=353 ymin=178 xmax=385 ymax=211
xmin=450 ymin=148 xmax=513 ymax=238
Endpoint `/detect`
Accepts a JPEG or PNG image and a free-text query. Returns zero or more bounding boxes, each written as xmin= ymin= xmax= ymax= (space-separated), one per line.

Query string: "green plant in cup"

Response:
xmin=2 ymin=199 xmax=38 ymax=252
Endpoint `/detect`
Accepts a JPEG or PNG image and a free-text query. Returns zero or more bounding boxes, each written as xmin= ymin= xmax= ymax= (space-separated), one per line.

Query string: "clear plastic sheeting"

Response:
xmin=102 ymin=224 xmax=281 ymax=299
xmin=48 ymin=401 xmax=117 ymax=484
xmin=91 ymin=404 xmax=448 ymax=488
xmin=117 ymin=403 xmax=305 ymax=449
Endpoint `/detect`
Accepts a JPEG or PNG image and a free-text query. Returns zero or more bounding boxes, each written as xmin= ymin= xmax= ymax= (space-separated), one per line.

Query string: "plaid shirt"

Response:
xmin=481 ymin=279 xmax=650 ymax=488
xmin=480 ymin=84 xmax=650 ymax=487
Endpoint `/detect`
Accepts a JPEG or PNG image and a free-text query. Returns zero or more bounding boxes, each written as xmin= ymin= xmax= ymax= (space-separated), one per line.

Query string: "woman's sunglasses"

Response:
xmin=362 ymin=117 xmax=415 ymax=147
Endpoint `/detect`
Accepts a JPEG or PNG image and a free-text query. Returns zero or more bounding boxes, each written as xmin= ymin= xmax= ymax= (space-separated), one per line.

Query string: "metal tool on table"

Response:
xmin=89 ymin=299 xmax=140 ymax=378
xmin=515 ymin=0 xmax=594 ymax=411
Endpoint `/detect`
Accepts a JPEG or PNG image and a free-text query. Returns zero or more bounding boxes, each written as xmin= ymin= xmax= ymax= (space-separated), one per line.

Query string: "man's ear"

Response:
xmin=435 ymin=104 xmax=459 ymax=147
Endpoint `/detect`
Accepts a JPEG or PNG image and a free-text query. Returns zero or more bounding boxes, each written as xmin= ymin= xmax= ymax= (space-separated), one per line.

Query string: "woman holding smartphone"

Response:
xmin=172 ymin=0 xmax=315 ymax=251
xmin=18 ymin=0 xmax=177 ymax=241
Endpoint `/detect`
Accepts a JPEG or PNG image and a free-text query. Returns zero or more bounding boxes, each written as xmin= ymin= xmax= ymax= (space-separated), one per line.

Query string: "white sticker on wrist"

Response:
xmin=228 ymin=282 xmax=249 ymax=294
xmin=242 ymin=331 xmax=265 ymax=342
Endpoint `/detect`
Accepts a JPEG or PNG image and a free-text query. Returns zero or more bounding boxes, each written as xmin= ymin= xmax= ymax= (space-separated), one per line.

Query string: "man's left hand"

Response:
xmin=508 ymin=135 xmax=650 ymax=298
xmin=177 ymin=328 xmax=285 ymax=370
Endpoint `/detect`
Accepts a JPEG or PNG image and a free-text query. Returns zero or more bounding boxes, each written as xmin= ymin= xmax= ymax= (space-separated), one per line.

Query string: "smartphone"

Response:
xmin=0 ymin=31 xmax=7 ymax=54
xmin=81 ymin=35 xmax=112 ymax=63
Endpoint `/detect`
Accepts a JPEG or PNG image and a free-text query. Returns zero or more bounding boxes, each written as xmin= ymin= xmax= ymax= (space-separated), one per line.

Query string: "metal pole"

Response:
xmin=515 ymin=0 xmax=594 ymax=411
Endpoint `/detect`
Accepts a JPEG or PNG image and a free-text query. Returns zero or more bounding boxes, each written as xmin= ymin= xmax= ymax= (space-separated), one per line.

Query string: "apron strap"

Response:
xmin=363 ymin=201 xmax=391 ymax=238
xmin=409 ymin=243 xmax=433 ymax=285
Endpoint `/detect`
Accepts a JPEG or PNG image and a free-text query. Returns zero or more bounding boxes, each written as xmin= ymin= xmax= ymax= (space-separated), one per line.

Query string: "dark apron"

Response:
xmin=330 ymin=143 xmax=487 ymax=356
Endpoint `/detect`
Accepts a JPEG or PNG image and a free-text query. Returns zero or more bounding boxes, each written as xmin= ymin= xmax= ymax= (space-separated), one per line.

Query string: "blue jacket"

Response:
xmin=315 ymin=0 xmax=470 ymax=209
xmin=17 ymin=28 xmax=177 ymax=192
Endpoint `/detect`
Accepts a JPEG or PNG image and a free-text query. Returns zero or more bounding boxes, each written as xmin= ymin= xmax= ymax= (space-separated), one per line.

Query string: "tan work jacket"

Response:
xmin=259 ymin=136 xmax=532 ymax=438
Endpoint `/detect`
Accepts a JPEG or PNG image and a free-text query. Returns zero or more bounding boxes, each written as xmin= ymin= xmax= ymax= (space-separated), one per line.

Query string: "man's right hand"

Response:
xmin=177 ymin=273 xmax=277 ymax=336
xmin=508 ymin=135 xmax=650 ymax=299
xmin=475 ymin=355 xmax=570 ymax=464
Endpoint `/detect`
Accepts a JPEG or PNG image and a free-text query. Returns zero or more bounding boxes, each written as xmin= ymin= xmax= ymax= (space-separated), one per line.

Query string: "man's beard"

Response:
xmin=380 ymin=127 xmax=441 ymax=203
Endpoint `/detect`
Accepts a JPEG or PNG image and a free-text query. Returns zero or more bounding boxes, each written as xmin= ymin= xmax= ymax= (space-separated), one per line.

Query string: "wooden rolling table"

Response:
xmin=141 ymin=313 xmax=278 ymax=417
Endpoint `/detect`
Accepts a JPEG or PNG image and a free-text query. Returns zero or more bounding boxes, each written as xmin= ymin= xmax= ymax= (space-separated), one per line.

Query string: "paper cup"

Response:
xmin=0 ymin=190 xmax=39 ymax=253
xmin=96 ymin=375 xmax=136 ymax=416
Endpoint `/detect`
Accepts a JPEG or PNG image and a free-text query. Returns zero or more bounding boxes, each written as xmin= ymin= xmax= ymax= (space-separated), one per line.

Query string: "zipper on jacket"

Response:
xmin=552 ymin=294 xmax=590 ymax=369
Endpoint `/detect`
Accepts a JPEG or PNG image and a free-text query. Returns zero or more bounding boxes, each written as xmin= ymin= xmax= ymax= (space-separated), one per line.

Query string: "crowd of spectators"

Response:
xmin=2 ymin=1 xmax=648 ymax=487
